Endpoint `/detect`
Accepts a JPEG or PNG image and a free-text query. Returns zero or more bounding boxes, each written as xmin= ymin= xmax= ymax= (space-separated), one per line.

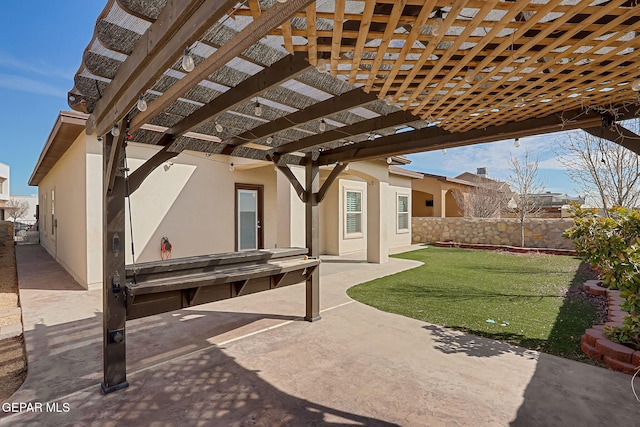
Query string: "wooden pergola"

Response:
xmin=68 ymin=0 xmax=640 ymax=393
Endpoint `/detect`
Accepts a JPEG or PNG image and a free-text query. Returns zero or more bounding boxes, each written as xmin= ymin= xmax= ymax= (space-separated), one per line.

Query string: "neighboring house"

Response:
xmin=411 ymin=171 xmax=509 ymax=218
xmin=0 ymin=162 xmax=9 ymax=221
xmin=29 ymin=111 xmax=420 ymax=289
xmin=531 ymin=192 xmax=586 ymax=218
xmin=9 ymin=195 xmax=39 ymax=224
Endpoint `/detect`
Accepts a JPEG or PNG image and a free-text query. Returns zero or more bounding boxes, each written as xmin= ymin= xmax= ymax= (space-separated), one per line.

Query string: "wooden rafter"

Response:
xmin=274 ymin=110 xmax=420 ymax=155
xmin=159 ymin=52 xmax=312 ymax=147
xmin=583 ymin=125 xmax=640 ymax=156
xmin=347 ymin=0 xmax=376 ymax=85
xmin=128 ymin=0 xmax=316 ymax=134
xmin=330 ymin=0 xmax=346 ymax=75
xmin=378 ymin=0 xmax=437 ymax=98
xmin=435 ymin=0 xmax=628 ymax=130
xmin=222 ymin=88 xmax=379 ymax=152
xmin=91 ymin=0 xmax=239 ymax=137
xmin=363 ymin=0 xmax=407 ymax=92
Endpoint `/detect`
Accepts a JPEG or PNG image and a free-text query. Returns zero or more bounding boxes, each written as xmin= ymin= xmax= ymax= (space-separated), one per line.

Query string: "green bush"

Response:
xmin=564 ymin=205 xmax=640 ymax=350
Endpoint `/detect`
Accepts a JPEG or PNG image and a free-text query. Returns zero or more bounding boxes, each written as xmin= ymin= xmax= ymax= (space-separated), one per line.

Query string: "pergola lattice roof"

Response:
xmin=68 ymin=0 xmax=640 ymax=167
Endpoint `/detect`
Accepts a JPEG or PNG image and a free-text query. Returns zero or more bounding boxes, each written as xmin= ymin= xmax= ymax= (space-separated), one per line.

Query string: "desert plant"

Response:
xmin=564 ymin=205 xmax=640 ymax=349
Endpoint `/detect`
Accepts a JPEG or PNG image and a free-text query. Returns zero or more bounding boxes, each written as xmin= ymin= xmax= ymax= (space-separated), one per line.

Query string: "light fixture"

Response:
xmin=229 ymin=163 xmax=235 ymax=172
xmin=441 ymin=149 xmax=447 ymax=155
xmin=368 ymin=133 xmax=375 ymax=141
xmin=319 ymin=119 xmax=326 ymax=132
xmin=464 ymin=68 xmax=475 ymax=84
xmin=111 ymin=124 xmax=120 ymax=137
xmin=345 ymin=164 xmax=350 ymax=171
xmin=266 ymin=136 xmax=273 ymax=144
xmin=515 ymin=97 xmax=526 ymax=108
xmin=431 ymin=10 xmax=445 ymax=37
xmin=215 ymin=122 xmax=224 ymax=133
xmin=276 ymin=0 xmax=287 ymax=3
xmin=316 ymin=58 xmax=328 ymax=73
xmin=163 ymin=161 xmax=174 ymax=171
xmin=254 ymin=101 xmax=262 ymax=117
xmin=514 ymin=138 xmax=520 ymax=147
xmin=136 ymin=94 xmax=148 ymax=112
xmin=181 ymin=48 xmax=195 ymax=72
xmin=632 ymin=78 xmax=640 ymax=92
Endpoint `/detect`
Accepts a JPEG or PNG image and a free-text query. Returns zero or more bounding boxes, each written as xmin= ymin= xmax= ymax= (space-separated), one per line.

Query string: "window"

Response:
xmin=51 ymin=190 xmax=55 ymax=236
xmin=397 ymin=194 xmax=409 ymax=232
xmin=345 ymin=190 xmax=362 ymax=234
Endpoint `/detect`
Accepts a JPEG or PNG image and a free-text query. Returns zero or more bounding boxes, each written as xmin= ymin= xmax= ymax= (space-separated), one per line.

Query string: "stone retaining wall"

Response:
xmin=412 ymin=217 xmax=575 ymax=250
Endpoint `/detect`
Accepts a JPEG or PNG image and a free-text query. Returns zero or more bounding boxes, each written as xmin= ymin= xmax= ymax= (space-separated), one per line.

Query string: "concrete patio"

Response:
xmin=1 ymin=244 xmax=638 ymax=426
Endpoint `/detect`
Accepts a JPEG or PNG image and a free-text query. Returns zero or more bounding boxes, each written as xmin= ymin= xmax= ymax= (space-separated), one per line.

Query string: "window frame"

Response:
xmin=397 ymin=193 xmax=410 ymax=233
xmin=344 ymin=189 xmax=363 ymax=238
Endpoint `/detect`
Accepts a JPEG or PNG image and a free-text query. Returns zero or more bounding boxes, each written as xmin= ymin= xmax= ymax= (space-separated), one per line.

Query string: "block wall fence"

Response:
xmin=412 ymin=217 xmax=575 ymax=250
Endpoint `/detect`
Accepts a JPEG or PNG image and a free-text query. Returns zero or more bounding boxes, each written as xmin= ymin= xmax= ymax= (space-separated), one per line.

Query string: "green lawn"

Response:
xmin=347 ymin=246 xmax=601 ymax=363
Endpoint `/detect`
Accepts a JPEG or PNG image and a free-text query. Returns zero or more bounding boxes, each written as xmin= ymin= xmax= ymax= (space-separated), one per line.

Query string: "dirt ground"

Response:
xmin=0 ymin=223 xmax=27 ymax=402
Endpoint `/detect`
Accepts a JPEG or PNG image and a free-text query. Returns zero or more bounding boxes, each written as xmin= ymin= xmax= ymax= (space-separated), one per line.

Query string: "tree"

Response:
xmin=556 ymin=119 xmax=640 ymax=211
xmin=506 ymin=150 xmax=545 ymax=247
xmin=5 ymin=198 xmax=30 ymax=222
xmin=452 ymin=181 xmax=505 ymax=218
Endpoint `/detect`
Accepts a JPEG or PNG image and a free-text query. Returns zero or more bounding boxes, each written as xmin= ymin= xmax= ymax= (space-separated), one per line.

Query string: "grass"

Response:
xmin=347 ymin=246 xmax=602 ymax=363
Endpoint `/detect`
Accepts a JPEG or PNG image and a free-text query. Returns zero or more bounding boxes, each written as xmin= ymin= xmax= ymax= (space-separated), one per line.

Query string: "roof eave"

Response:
xmin=29 ymin=111 xmax=88 ymax=186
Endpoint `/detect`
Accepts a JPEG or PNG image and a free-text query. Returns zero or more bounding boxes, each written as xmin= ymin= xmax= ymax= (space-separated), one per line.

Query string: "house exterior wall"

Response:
xmin=37 ymin=130 xmax=417 ymax=287
xmin=84 ymin=142 xmax=281 ymax=287
xmin=337 ymin=178 xmax=368 ymax=255
xmin=412 ymin=176 xmax=470 ymax=218
xmin=38 ymin=133 xmax=89 ymax=288
xmin=0 ymin=162 xmax=9 ymax=202
xmin=388 ymin=181 xmax=413 ymax=250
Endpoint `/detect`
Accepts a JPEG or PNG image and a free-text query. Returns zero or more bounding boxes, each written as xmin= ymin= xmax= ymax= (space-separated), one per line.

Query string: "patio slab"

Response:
xmin=1 ymin=244 xmax=638 ymax=426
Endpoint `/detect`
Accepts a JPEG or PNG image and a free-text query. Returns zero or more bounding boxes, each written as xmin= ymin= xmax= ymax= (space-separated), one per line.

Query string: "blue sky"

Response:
xmin=0 ymin=2 xmax=578 ymax=197
xmin=406 ymin=130 xmax=582 ymax=197
xmin=0 ymin=2 xmax=103 ymax=196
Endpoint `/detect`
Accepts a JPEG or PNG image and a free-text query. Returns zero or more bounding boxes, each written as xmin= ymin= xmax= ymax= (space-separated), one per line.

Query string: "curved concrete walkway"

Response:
xmin=1 ymin=245 xmax=638 ymax=426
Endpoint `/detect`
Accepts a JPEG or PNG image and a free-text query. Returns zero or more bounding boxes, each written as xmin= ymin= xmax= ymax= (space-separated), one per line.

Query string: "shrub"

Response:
xmin=564 ymin=205 xmax=640 ymax=350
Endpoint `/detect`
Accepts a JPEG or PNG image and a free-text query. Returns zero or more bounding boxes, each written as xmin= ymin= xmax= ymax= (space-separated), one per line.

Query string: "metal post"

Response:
xmin=304 ymin=153 xmax=320 ymax=322
xmin=101 ymin=134 xmax=129 ymax=393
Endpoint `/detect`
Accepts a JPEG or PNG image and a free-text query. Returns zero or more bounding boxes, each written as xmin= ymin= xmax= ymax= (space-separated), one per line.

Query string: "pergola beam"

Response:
xmin=583 ymin=125 xmax=640 ymax=156
xmin=318 ymin=109 xmax=609 ymax=165
xmin=158 ymin=52 xmax=312 ymax=147
xmin=274 ymin=110 xmax=420 ymax=155
xmin=128 ymin=0 xmax=317 ymax=135
xmin=222 ymin=88 xmax=379 ymax=152
xmin=91 ymin=0 xmax=238 ymax=136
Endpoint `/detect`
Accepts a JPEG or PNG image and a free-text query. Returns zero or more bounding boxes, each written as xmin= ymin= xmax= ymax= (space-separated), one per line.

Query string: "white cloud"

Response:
xmin=0 ymin=74 xmax=67 ymax=98
xmin=0 ymin=51 xmax=73 ymax=80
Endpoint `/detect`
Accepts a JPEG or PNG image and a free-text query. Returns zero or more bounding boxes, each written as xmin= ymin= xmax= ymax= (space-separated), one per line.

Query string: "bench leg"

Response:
xmin=305 ymin=270 xmax=320 ymax=322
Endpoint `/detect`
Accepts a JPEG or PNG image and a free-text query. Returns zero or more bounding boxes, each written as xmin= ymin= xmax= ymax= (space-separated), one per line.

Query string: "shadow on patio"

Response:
xmin=3 ymin=306 xmax=397 ymax=426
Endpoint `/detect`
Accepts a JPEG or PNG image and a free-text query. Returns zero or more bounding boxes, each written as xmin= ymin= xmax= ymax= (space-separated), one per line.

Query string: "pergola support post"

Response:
xmin=101 ymin=133 xmax=129 ymax=394
xmin=304 ymin=153 xmax=320 ymax=322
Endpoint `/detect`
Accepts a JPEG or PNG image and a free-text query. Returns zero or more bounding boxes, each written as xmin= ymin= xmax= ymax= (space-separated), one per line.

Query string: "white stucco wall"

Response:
xmin=0 ymin=162 xmax=9 ymax=202
xmin=39 ymin=133 xmax=89 ymax=288
xmin=82 ymin=142 xmax=281 ymax=286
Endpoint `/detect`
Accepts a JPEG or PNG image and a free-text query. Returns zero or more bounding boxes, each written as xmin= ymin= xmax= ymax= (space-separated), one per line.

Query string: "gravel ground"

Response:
xmin=0 ymin=223 xmax=27 ymax=402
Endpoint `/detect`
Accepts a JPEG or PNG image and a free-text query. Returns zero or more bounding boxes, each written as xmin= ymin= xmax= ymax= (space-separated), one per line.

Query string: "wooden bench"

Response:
xmin=124 ymin=248 xmax=319 ymax=320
